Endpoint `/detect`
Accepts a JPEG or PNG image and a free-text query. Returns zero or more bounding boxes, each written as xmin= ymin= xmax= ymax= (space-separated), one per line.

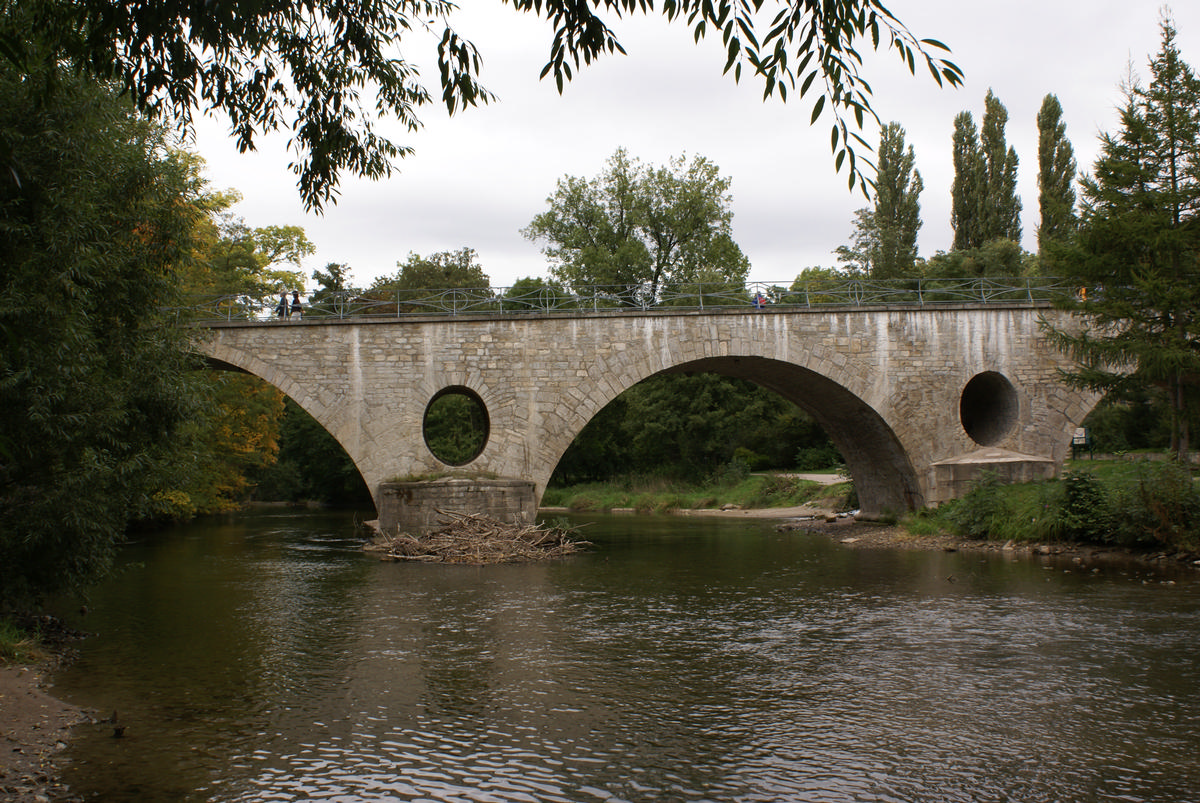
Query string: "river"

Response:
xmin=50 ymin=509 xmax=1200 ymax=802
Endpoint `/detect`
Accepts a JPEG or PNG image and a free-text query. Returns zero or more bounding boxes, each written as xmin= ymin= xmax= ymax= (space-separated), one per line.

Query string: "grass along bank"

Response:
xmin=544 ymin=458 xmax=1199 ymax=556
xmin=541 ymin=470 xmax=854 ymax=515
xmin=902 ymin=457 xmax=1200 ymax=554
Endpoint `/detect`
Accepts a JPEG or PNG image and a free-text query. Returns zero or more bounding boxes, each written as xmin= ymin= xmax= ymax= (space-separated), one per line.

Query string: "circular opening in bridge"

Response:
xmin=960 ymin=371 xmax=1019 ymax=447
xmin=423 ymin=386 xmax=489 ymax=466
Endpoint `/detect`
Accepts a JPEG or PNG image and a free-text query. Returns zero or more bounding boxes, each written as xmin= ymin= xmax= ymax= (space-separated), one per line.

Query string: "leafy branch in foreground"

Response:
xmin=2 ymin=0 xmax=961 ymax=208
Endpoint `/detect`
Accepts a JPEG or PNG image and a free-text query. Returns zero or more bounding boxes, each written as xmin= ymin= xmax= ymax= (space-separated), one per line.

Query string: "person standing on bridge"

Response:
xmin=290 ymin=290 xmax=302 ymax=320
xmin=274 ymin=292 xmax=289 ymax=319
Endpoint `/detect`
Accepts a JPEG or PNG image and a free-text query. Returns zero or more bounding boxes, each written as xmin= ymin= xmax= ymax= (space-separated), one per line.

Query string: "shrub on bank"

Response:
xmin=1107 ymin=462 xmax=1200 ymax=550
xmin=943 ymin=460 xmax=1199 ymax=551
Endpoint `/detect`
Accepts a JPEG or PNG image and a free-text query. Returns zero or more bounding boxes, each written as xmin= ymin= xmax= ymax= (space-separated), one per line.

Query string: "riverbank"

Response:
xmin=0 ymin=663 xmax=87 ymax=802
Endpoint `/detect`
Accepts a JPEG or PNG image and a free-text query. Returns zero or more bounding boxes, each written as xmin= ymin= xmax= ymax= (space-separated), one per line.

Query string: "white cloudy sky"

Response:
xmin=191 ymin=1 xmax=1200 ymax=290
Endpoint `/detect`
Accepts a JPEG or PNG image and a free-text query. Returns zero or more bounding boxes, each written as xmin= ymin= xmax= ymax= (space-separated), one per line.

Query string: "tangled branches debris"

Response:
xmin=364 ymin=511 xmax=589 ymax=564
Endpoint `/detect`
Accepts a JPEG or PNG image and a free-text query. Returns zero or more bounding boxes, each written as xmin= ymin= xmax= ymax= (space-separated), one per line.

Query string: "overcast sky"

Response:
xmin=191 ymin=1 xmax=1200 ymax=291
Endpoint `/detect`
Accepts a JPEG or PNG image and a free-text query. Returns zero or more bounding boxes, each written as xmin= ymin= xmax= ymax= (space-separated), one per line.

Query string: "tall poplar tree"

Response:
xmin=873 ymin=122 xmax=924 ymax=278
xmin=951 ymin=90 xmax=1022 ymax=251
xmin=1037 ymin=94 xmax=1078 ymax=253
xmin=1047 ymin=16 xmax=1200 ymax=461
xmin=838 ymin=122 xmax=923 ymax=277
xmin=979 ymin=89 xmax=1022 ymax=244
xmin=950 ymin=111 xmax=982 ymax=251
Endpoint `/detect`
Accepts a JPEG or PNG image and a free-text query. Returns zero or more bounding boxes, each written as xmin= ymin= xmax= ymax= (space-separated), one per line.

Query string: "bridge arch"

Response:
xmin=530 ymin=353 xmax=922 ymax=518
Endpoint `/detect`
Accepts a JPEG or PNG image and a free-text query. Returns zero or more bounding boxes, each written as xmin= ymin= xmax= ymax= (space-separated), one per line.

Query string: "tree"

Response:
xmin=951 ymin=110 xmax=983 ymax=251
xmin=873 ymin=122 xmax=924 ymax=278
xmin=1046 ymin=16 xmax=1200 ymax=461
xmin=365 ymin=247 xmax=490 ymax=312
xmin=1 ymin=1 xmax=962 ymax=208
xmin=924 ymin=239 xmax=1032 ymax=279
xmin=834 ymin=208 xmax=876 ymax=275
xmin=524 ymin=148 xmax=749 ymax=302
xmin=1036 ymin=94 xmax=1078 ymax=254
xmin=978 ymin=89 xmax=1022 ymax=245
xmin=550 ymin=374 xmax=834 ymax=484
xmin=0 ymin=65 xmax=206 ymax=606
xmin=207 ymin=217 xmax=313 ymax=297
xmin=309 ymin=262 xmax=357 ymax=316
xmin=951 ymin=90 xmax=1021 ymax=251
xmin=501 ymin=276 xmax=574 ymax=312
xmin=370 ymin=248 xmax=489 ymax=293
xmin=251 ymin=399 xmax=372 ymax=505
xmin=839 ymin=122 xmax=922 ymax=277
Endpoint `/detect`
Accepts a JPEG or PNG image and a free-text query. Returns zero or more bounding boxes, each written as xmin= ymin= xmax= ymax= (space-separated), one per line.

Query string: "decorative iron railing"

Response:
xmin=176 ymin=276 xmax=1073 ymax=323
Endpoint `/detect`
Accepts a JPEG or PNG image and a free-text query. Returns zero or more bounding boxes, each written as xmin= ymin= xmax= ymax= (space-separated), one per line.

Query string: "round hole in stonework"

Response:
xmin=423 ymin=386 xmax=490 ymax=466
xmin=959 ymin=371 xmax=1019 ymax=447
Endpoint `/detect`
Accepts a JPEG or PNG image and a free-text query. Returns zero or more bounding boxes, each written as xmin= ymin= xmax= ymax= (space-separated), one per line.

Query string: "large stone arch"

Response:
xmin=528 ymin=351 xmax=921 ymax=519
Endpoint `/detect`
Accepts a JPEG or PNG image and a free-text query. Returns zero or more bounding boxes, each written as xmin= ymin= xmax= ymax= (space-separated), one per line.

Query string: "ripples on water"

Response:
xmin=52 ymin=511 xmax=1200 ymax=802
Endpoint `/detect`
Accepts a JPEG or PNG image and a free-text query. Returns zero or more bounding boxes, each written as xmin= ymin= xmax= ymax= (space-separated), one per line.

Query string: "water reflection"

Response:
xmin=52 ymin=510 xmax=1200 ymax=802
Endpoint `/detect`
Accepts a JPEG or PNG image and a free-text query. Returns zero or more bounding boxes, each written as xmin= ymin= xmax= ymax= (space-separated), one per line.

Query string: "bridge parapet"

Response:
xmin=177 ymin=276 xmax=1074 ymax=323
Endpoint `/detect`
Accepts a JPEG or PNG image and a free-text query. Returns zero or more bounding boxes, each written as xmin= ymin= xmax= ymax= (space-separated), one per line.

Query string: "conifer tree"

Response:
xmin=1037 ymin=94 xmax=1078 ymax=253
xmin=1046 ymin=16 xmax=1200 ymax=460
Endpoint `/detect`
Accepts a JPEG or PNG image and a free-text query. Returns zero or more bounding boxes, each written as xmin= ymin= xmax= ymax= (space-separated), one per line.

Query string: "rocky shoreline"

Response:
xmin=0 ymin=664 xmax=87 ymax=803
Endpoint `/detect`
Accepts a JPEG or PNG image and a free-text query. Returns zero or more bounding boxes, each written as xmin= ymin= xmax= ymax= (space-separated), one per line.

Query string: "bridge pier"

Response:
xmin=376 ymin=477 xmax=537 ymax=534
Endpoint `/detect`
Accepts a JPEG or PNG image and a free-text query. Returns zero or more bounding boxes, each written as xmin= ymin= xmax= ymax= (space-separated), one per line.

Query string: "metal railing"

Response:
xmin=176 ymin=276 xmax=1072 ymax=323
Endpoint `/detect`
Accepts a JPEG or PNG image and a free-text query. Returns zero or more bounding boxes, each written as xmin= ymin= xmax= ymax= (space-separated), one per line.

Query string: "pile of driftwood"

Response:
xmin=364 ymin=511 xmax=588 ymax=564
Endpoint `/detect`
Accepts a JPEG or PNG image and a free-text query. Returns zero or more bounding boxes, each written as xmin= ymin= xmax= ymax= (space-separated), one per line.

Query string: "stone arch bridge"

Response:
xmin=196 ymin=303 xmax=1097 ymax=524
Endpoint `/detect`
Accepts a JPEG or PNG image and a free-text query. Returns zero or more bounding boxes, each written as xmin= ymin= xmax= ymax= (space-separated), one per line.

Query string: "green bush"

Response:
xmin=795 ymin=445 xmax=843 ymax=471
xmin=712 ymin=458 xmax=751 ymax=487
xmin=1108 ymin=462 xmax=1200 ymax=550
xmin=732 ymin=447 xmax=772 ymax=471
xmin=948 ymin=472 xmax=1010 ymax=540
xmin=1054 ymin=470 xmax=1112 ymax=543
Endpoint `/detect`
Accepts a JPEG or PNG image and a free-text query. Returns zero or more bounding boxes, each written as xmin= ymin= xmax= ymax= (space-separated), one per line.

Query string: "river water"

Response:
xmin=50 ymin=509 xmax=1200 ymax=802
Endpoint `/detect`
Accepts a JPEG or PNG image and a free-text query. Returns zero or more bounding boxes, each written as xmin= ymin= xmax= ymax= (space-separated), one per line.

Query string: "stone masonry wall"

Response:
xmin=377 ymin=479 xmax=537 ymax=534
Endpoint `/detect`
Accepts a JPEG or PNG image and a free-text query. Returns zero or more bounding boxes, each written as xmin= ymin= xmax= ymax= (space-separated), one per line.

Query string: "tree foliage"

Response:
xmin=181 ymin=200 xmax=313 ymax=299
xmin=1036 ymin=93 xmax=1078 ymax=254
xmin=1 ymin=1 xmax=961 ymax=206
xmin=1046 ymin=16 xmax=1200 ymax=461
xmin=950 ymin=110 xmax=981 ymax=252
xmin=251 ymin=398 xmax=371 ymax=506
xmin=0 ymin=66 xmax=206 ymax=607
xmin=952 ymin=90 xmax=1021 ymax=250
xmin=524 ymin=148 xmax=749 ymax=302
xmin=838 ymin=122 xmax=922 ymax=277
xmin=551 ymin=374 xmax=835 ymax=484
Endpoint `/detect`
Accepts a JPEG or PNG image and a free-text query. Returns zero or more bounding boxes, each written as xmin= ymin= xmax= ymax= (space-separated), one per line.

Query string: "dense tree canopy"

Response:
xmin=368 ymin=248 xmax=489 ymax=294
xmin=0 ymin=65 xmax=206 ymax=607
xmin=524 ymin=148 xmax=749 ymax=302
xmin=1046 ymin=16 xmax=1200 ymax=461
xmin=551 ymin=374 xmax=836 ymax=484
xmin=0 ymin=0 xmax=961 ymax=207
xmin=181 ymin=199 xmax=313 ymax=299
